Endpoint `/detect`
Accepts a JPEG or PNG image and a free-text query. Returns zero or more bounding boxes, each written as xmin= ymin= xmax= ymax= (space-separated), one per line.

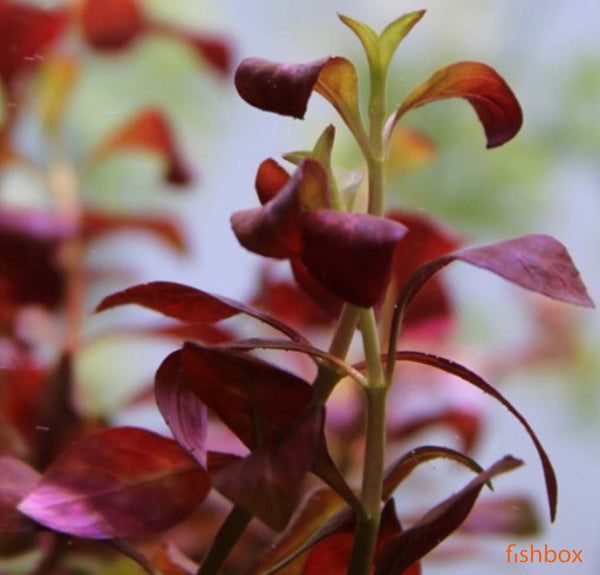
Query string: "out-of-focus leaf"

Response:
xmin=96 ymin=280 xmax=307 ymax=342
xmin=180 ymin=32 xmax=232 ymax=76
xmin=37 ymin=55 xmax=79 ymax=132
xmin=375 ymin=456 xmax=522 ymax=575
xmin=82 ymin=209 xmax=186 ymax=252
xmin=388 ymin=61 xmax=523 ymax=149
xmin=301 ymin=210 xmax=406 ymax=307
xmin=235 ymin=57 xmax=365 ymax=139
xmin=0 ymin=457 xmax=40 ymax=533
xmin=0 ymin=1 xmax=68 ymax=89
xmin=92 ymin=107 xmax=192 ymax=186
xmin=79 ymin=0 xmax=145 ymax=52
xmin=155 ymin=350 xmax=208 ymax=467
xmin=394 ymin=351 xmax=557 ymax=521
xmin=382 ymin=445 xmax=487 ymax=501
xmin=152 ymin=542 xmax=198 ymax=575
xmin=212 ymin=407 xmax=323 ymax=531
xmin=245 ymin=488 xmax=346 ymax=575
xmin=388 ymin=409 xmax=481 ymax=453
xmin=18 ymin=427 xmax=210 ymax=539
xmin=460 ymin=495 xmax=540 ymax=536
xmin=255 ymin=158 xmax=290 ymax=205
xmin=386 ymin=126 xmax=436 ymax=176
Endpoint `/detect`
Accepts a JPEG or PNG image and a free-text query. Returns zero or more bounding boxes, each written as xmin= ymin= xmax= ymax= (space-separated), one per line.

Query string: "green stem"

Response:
xmin=196 ymin=506 xmax=252 ymax=575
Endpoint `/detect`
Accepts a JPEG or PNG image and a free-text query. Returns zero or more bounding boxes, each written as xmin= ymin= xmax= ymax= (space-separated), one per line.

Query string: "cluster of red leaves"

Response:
xmin=0 ymin=7 xmax=595 ymax=575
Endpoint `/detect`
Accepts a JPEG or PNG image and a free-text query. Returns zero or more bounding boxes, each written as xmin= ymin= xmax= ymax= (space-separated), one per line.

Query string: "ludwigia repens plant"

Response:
xmin=4 ymin=9 xmax=594 ymax=575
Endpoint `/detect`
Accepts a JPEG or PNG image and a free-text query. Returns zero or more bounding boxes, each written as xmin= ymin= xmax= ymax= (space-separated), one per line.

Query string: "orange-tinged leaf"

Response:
xmin=92 ymin=107 xmax=192 ymax=186
xmin=255 ymin=158 xmax=290 ymax=205
xmin=37 ymin=55 xmax=80 ymax=132
xmin=386 ymin=126 xmax=436 ymax=176
xmin=388 ymin=61 xmax=523 ymax=148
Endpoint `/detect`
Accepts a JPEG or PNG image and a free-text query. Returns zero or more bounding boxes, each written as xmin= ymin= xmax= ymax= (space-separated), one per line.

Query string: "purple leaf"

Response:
xmin=18 ymin=427 xmax=210 ymax=539
xmin=155 ymin=350 xmax=208 ymax=467
xmin=0 ymin=457 xmax=40 ymax=533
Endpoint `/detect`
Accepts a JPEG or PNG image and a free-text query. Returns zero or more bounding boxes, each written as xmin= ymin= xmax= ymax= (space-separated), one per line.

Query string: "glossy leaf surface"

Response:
xmin=376 ymin=456 xmax=522 ymax=575
xmin=389 ymin=61 xmax=523 ymax=148
xmin=18 ymin=427 xmax=210 ymax=538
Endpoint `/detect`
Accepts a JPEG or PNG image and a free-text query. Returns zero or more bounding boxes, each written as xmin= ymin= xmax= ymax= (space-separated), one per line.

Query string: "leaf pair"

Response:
xmin=232 ymin=159 xmax=407 ymax=308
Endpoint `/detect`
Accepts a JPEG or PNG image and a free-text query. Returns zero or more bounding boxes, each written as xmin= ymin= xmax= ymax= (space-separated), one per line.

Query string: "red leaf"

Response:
xmin=255 ymin=158 xmax=291 ymax=205
xmin=212 ymin=407 xmax=323 ymax=531
xmin=290 ymin=258 xmax=343 ymax=320
xmin=398 ymin=235 xmax=595 ymax=315
xmin=389 ymin=61 xmax=523 ymax=148
xmin=375 ymin=456 xmax=522 ymax=575
xmin=82 ymin=209 xmax=186 ymax=252
xmin=180 ymin=343 xmax=312 ymax=448
xmin=0 ymin=1 xmax=68 ymax=88
xmin=79 ymin=0 xmax=146 ymax=52
xmin=0 ymin=457 xmax=40 ymax=533
xmin=394 ymin=351 xmax=557 ymax=521
xmin=301 ymin=211 xmax=406 ymax=307
xmin=92 ymin=107 xmax=192 ymax=186
xmin=18 ymin=427 xmax=210 ymax=539
xmin=235 ymin=57 xmax=362 ymax=133
xmin=155 ymin=350 xmax=208 ymax=467
xmin=182 ymin=33 xmax=232 ymax=76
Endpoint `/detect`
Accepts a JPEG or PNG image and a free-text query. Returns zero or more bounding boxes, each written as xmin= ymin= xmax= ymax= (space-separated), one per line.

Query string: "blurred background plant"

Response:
xmin=0 ymin=0 xmax=598 ymax=574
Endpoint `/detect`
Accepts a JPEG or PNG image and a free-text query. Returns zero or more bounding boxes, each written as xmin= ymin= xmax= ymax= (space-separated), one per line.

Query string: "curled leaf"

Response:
xmin=394 ymin=351 xmax=557 ymax=521
xmin=18 ymin=427 xmax=210 ymax=539
xmin=255 ymin=158 xmax=290 ymax=205
xmin=388 ymin=61 xmax=523 ymax=148
xmin=92 ymin=107 xmax=192 ymax=186
xmin=376 ymin=456 xmax=522 ymax=575
xmin=235 ymin=57 xmax=365 ymax=140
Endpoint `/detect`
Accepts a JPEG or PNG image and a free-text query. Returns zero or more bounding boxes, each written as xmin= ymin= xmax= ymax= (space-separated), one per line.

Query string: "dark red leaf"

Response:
xmin=375 ymin=456 xmax=522 ymax=575
xmin=82 ymin=209 xmax=186 ymax=252
xmin=96 ymin=280 xmax=306 ymax=342
xmin=92 ymin=107 xmax=192 ymax=186
xmin=301 ymin=211 xmax=407 ymax=307
xmin=291 ymin=258 xmax=344 ymax=320
xmin=212 ymin=407 xmax=323 ymax=530
xmin=0 ymin=209 xmax=68 ymax=314
xmin=0 ymin=1 xmax=68 ymax=88
xmin=18 ymin=427 xmax=210 ymax=539
xmin=79 ymin=0 xmax=146 ymax=52
xmin=398 ymin=234 xmax=594 ymax=315
xmin=389 ymin=61 xmax=523 ymax=148
xmin=155 ymin=350 xmax=208 ymax=467
xmin=180 ymin=343 xmax=311 ymax=448
xmin=382 ymin=446 xmax=487 ymax=501
xmin=255 ymin=158 xmax=291 ymax=205
xmin=235 ymin=57 xmax=327 ymax=119
xmin=0 ymin=457 xmax=40 ymax=533
xmin=394 ymin=351 xmax=557 ymax=521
